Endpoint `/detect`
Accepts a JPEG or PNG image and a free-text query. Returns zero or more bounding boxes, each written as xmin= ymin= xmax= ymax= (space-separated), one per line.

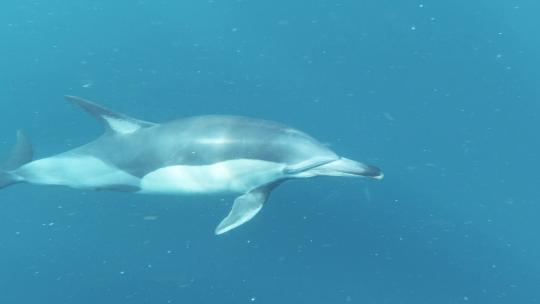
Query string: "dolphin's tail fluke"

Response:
xmin=1 ymin=131 xmax=33 ymax=189
xmin=0 ymin=171 xmax=17 ymax=189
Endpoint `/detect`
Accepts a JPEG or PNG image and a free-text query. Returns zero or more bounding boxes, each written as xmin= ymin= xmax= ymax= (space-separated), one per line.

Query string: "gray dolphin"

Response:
xmin=0 ymin=96 xmax=383 ymax=234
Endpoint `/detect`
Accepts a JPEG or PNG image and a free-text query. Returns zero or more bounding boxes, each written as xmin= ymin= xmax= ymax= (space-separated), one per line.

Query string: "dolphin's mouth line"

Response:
xmin=298 ymin=157 xmax=384 ymax=179
xmin=282 ymin=157 xmax=339 ymax=175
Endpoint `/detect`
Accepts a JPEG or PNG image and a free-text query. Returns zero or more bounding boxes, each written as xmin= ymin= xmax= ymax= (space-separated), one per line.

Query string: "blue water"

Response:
xmin=1 ymin=1 xmax=539 ymax=303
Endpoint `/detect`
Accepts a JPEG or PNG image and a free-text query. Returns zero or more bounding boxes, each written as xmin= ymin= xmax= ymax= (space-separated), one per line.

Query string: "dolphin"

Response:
xmin=0 ymin=96 xmax=383 ymax=234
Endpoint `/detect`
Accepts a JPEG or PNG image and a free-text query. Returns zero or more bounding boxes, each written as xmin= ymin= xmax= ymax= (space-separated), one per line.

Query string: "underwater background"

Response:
xmin=1 ymin=0 xmax=539 ymax=303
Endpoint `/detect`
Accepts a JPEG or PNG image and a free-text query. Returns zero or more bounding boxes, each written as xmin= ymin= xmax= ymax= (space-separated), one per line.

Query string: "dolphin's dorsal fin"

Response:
xmin=65 ymin=95 xmax=156 ymax=134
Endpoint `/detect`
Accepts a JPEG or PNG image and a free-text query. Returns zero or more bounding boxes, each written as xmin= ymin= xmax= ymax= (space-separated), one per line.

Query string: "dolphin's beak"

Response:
xmin=311 ymin=157 xmax=384 ymax=179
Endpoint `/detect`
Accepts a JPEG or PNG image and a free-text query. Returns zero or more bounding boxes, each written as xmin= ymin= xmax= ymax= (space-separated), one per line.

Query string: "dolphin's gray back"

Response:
xmin=74 ymin=115 xmax=337 ymax=177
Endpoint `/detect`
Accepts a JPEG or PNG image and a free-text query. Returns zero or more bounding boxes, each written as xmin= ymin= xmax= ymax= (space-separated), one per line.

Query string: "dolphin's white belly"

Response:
xmin=16 ymin=155 xmax=140 ymax=189
xmin=16 ymin=155 xmax=286 ymax=194
xmin=139 ymin=159 xmax=286 ymax=194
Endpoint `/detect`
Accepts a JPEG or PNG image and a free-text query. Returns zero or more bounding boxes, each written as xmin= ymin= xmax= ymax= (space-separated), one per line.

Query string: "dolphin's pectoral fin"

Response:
xmin=65 ymin=95 xmax=156 ymax=135
xmin=215 ymin=191 xmax=266 ymax=235
xmin=215 ymin=183 xmax=278 ymax=235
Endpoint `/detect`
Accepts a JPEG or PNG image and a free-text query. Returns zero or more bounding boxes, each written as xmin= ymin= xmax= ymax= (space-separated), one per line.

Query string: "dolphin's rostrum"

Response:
xmin=0 ymin=96 xmax=383 ymax=234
